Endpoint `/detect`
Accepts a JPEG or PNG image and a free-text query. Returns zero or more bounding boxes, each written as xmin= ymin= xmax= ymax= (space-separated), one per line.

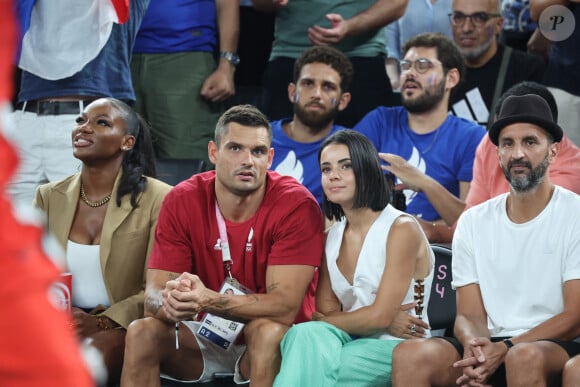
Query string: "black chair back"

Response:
xmin=427 ymin=244 xmax=456 ymax=336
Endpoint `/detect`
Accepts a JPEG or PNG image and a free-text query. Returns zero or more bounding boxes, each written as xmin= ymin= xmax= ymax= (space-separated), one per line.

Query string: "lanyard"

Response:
xmin=215 ymin=201 xmax=233 ymax=279
xmin=214 ymin=201 xmax=254 ymax=279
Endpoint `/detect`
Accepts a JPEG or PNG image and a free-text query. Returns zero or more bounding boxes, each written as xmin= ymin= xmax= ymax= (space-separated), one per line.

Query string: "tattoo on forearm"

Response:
xmin=145 ymin=291 xmax=163 ymax=315
xmin=206 ymin=294 xmax=260 ymax=320
xmin=267 ymin=282 xmax=279 ymax=293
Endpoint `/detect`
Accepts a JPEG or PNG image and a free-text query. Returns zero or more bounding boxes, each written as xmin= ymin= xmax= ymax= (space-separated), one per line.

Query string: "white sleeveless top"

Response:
xmin=66 ymin=240 xmax=110 ymax=309
xmin=326 ymin=205 xmax=434 ymax=340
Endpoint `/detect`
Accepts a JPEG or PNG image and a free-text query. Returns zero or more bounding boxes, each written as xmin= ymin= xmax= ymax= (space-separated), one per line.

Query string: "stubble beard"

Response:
xmin=401 ymin=77 xmax=446 ymax=114
xmin=502 ymin=152 xmax=550 ymax=193
xmin=458 ymin=31 xmax=494 ymax=62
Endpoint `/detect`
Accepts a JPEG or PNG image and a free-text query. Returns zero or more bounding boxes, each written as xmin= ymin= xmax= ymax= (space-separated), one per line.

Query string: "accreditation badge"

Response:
xmin=196 ymin=278 xmax=251 ymax=350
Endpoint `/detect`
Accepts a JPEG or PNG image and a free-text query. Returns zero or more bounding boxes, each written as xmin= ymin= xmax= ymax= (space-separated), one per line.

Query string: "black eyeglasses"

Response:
xmin=399 ymin=58 xmax=442 ymax=74
xmin=449 ymin=11 xmax=501 ymax=27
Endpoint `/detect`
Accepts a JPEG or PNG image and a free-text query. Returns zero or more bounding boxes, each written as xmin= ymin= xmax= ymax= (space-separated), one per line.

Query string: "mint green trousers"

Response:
xmin=273 ymin=321 xmax=401 ymax=387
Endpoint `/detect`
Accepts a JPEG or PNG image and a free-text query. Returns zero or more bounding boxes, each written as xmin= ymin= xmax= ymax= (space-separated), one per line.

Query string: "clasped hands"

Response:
xmin=453 ymin=337 xmax=508 ymax=387
xmin=162 ymin=273 xmax=212 ymax=322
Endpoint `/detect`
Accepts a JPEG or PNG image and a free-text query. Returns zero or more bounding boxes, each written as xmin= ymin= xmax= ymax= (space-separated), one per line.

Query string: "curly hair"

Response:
xmin=293 ymin=46 xmax=354 ymax=93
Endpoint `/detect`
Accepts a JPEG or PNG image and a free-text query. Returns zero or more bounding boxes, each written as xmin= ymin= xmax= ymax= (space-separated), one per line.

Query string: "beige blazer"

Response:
xmin=34 ymin=172 xmax=171 ymax=328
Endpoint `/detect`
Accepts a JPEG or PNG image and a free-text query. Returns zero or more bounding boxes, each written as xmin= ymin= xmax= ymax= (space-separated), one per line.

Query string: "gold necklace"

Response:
xmin=80 ymin=182 xmax=111 ymax=208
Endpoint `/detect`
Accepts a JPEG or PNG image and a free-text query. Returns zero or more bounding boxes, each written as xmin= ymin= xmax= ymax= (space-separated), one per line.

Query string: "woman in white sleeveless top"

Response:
xmin=274 ymin=130 xmax=434 ymax=386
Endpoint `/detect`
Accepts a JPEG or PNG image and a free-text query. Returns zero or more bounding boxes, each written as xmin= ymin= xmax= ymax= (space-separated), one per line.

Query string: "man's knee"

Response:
xmin=125 ymin=317 xmax=166 ymax=351
xmin=505 ymin=342 xmax=545 ymax=371
xmin=392 ymin=339 xmax=459 ymax=384
xmin=244 ymin=318 xmax=289 ymax=351
xmin=393 ymin=338 xmax=442 ymax=364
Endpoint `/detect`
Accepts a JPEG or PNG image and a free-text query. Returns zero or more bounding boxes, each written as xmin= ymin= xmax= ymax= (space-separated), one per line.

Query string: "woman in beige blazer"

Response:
xmin=34 ymin=98 xmax=171 ymax=385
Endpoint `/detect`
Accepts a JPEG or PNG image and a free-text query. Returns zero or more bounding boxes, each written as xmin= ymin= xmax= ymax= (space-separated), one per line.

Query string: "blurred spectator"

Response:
xmin=500 ymin=0 xmax=537 ymax=51
xmin=0 ymin=2 xmax=95 ymax=385
xmin=253 ymin=0 xmax=408 ymax=128
xmin=225 ymin=0 xmax=275 ymax=110
xmin=131 ymin=0 xmax=239 ymax=170
xmin=385 ymin=0 xmax=453 ymax=91
xmin=531 ymin=0 xmax=580 ymax=147
xmin=448 ymin=0 xmax=544 ymax=127
xmin=5 ymin=0 xmax=150 ymax=207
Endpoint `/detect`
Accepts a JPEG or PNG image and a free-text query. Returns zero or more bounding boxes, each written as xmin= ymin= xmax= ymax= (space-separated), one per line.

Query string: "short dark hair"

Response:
xmin=402 ymin=32 xmax=465 ymax=84
xmin=214 ymin=104 xmax=272 ymax=146
xmin=293 ymin=46 xmax=354 ymax=93
xmin=318 ymin=130 xmax=390 ymax=221
xmin=493 ymin=81 xmax=558 ymax=122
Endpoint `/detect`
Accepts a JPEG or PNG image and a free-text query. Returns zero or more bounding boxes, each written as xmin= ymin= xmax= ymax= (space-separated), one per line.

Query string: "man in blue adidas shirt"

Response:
xmin=354 ymin=33 xmax=485 ymax=241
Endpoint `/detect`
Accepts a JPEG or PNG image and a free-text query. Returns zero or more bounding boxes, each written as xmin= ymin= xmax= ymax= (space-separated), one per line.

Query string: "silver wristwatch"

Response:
xmin=220 ymin=51 xmax=240 ymax=66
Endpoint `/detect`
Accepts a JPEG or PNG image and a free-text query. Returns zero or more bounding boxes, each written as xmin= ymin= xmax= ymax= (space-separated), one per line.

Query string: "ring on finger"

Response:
xmin=409 ymin=324 xmax=416 ymax=334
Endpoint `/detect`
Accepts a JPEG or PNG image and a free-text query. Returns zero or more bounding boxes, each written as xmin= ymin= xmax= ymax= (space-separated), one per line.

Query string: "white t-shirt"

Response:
xmin=452 ymin=186 xmax=580 ymax=337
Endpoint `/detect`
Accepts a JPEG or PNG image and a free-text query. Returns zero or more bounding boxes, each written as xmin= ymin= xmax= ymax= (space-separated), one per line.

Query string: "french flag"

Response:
xmin=17 ymin=0 xmax=129 ymax=80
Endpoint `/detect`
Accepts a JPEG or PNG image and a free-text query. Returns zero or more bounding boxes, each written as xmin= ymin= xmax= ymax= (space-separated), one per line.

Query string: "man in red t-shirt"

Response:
xmin=121 ymin=105 xmax=324 ymax=387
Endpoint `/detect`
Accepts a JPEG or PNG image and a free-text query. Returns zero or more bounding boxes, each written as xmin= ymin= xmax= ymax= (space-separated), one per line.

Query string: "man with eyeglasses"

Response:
xmin=353 ymin=32 xmax=485 ymax=242
xmin=448 ymin=0 xmax=545 ymax=127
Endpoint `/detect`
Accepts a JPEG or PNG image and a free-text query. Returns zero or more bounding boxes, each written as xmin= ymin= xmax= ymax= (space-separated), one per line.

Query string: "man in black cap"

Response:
xmin=391 ymin=93 xmax=580 ymax=387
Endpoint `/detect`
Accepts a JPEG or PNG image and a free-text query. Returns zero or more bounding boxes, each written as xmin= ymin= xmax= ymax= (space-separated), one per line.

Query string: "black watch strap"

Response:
xmin=503 ymin=339 xmax=514 ymax=350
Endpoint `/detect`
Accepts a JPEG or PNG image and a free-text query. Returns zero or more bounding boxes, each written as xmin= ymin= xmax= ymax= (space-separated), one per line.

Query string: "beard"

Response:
xmin=458 ymin=30 xmax=494 ymax=62
xmin=294 ymin=101 xmax=340 ymax=131
xmin=501 ymin=152 xmax=550 ymax=192
xmin=401 ymin=76 xmax=446 ymax=113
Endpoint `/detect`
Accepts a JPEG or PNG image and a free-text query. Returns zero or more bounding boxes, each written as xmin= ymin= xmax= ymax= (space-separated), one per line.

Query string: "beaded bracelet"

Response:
xmin=95 ymin=315 xmax=118 ymax=330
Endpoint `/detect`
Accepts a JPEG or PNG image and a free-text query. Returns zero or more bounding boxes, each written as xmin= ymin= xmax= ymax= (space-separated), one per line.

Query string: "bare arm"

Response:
xmin=200 ymin=0 xmax=239 ymax=102
xmin=315 ymin=216 xmax=424 ymax=336
xmin=144 ymin=268 xmax=181 ymax=322
xmin=315 ymin=253 xmax=342 ymax=316
xmin=451 ymin=284 xmax=502 ymax=385
xmin=379 ymin=153 xmax=467 ymax=226
xmin=164 ymin=264 xmax=316 ymax=327
xmin=530 ymin=0 xmax=569 ymax=20
xmin=251 ymin=0 xmax=286 ymax=13
xmin=453 ymin=284 xmax=489 ymax=346
xmin=308 ymin=0 xmax=408 ymax=46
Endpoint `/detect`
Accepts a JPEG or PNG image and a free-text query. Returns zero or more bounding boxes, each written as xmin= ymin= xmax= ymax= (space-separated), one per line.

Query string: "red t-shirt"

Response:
xmin=148 ymin=171 xmax=324 ymax=322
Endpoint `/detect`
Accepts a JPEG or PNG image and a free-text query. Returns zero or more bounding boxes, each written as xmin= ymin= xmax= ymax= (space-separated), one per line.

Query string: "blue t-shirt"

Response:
xmin=270 ymin=119 xmax=344 ymax=204
xmin=354 ymin=106 xmax=485 ymax=221
xmin=133 ymin=0 xmax=217 ymax=53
